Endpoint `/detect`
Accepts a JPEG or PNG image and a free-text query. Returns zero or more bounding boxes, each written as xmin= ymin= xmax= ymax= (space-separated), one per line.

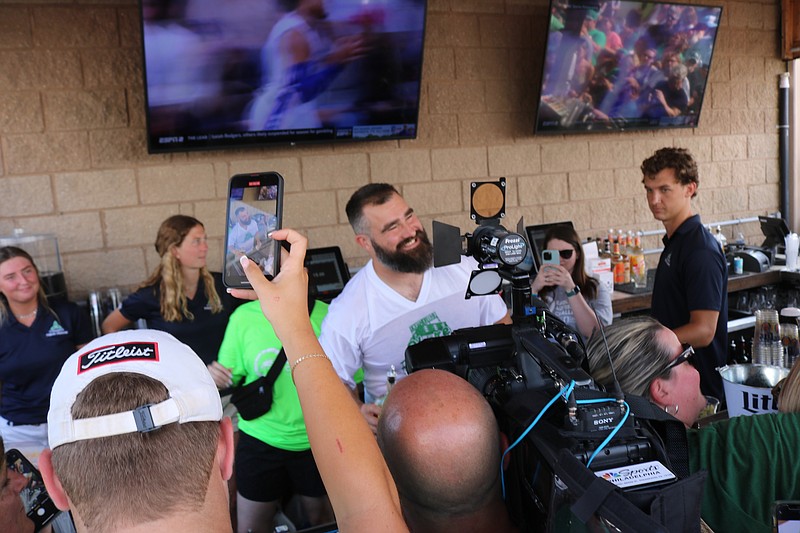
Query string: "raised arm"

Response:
xmin=231 ymin=229 xmax=405 ymax=532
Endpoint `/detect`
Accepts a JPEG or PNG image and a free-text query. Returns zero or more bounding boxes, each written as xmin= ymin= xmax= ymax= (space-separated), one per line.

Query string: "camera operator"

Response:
xmin=531 ymin=225 xmax=611 ymax=339
xmin=586 ymin=316 xmax=800 ymax=533
xmin=377 ymin=369 xmax=518 ymax=533
xmin=319 ymin=183 xmax=510 ymax=433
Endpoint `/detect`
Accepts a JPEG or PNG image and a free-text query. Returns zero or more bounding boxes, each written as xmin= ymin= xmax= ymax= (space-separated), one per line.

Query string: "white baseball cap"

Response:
xmin=48 ymin=329 xmax=223 ymax=449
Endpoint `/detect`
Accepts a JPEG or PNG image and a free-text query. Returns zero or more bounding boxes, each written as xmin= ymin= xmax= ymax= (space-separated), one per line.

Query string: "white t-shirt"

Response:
xmin=319 ymin=256 xmax=508 ymax=399
xmin=228 ymin=220 xmax=259 ymax=254
xmin=248 ymin=12 xmax=327 ymax=130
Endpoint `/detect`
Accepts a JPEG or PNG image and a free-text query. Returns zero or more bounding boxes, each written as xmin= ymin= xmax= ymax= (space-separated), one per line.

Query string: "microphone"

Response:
xmin=589 ymin=302 xmax=625 ymax=406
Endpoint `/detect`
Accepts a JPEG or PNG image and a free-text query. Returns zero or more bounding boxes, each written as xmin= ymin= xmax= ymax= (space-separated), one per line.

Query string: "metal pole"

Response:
xmin=779 ymin=72 xmax=791 ymax=222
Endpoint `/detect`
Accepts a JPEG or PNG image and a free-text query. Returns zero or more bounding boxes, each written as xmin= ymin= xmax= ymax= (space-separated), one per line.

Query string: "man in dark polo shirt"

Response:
xmin=641 ymin=147 xmax=727 ymax=400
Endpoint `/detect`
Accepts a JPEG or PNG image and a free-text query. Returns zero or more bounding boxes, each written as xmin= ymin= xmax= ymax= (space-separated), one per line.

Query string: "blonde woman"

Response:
xmin=102 ymin=215 xmax=238 ymax=387
xmin=0 ymin=246 xmax=92 ymax=450
xmin=777 ymin=358 xmax=800 ymax=413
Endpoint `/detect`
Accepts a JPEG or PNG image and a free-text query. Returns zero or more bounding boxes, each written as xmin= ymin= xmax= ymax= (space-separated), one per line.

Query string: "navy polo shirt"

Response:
xmin=0 ymin=300 xmax=92 ymax=425
xmin=119 ymin=272 xmax=238 ymax=365
xmin=651 ymin=215 xmax=727 ymax=400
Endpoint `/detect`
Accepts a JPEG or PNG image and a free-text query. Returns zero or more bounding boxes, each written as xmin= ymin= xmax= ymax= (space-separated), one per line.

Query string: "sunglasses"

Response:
xmin=663 ymin=345 xmax=694 ymax=373
xmin=554 ymin=249 xmax=574 ymax=259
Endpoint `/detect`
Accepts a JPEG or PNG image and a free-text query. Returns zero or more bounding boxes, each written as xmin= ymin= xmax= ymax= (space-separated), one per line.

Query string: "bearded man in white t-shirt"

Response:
xmin=319 ymin=183 xmax=511 ymax=433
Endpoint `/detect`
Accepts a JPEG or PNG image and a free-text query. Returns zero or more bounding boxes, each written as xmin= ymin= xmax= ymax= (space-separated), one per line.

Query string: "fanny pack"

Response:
xmin=229 ymin=294 xmax=316 ymax=421
xmin=230 ymin=349 xmax=286 ymax=421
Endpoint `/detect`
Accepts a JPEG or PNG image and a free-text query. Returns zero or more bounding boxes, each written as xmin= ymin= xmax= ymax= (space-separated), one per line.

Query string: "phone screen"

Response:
xmin=223 ymin=172 xmax=284 ymax=288
xmin=6 ymin=449 xmax=60 ymax=530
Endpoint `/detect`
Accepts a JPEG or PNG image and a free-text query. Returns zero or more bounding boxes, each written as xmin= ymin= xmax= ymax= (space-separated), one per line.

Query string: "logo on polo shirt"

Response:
xmin=78 ymin=342 xmax=159 ymax=373
xmin=45 ymin=321 xmax=69 ymax=337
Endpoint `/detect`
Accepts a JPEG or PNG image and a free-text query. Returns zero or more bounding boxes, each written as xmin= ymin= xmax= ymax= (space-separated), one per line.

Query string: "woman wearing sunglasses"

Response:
xmin=586 ymin=315 xmax=708 ymax=426
xmin=587 ymin=316 xmax=800 ymax=533
xmin=531 ymin=225 xmax=612 ymax=339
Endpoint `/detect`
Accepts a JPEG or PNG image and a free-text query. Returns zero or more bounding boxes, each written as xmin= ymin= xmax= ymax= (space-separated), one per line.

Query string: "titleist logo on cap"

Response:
xmin=78 ymin=342 xmax=160 ymax=373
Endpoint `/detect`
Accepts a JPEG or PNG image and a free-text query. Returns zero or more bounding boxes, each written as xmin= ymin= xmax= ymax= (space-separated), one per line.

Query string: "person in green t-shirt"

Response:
xmin=586 ymin=316 xmax=800 ymax=533
xmin=217 ymin=299 xmax=333 ymax=533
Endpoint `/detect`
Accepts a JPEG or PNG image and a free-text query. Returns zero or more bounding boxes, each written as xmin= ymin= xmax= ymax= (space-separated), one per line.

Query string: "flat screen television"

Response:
xmin=535 ymin=0 xmax=722 ymax=134
xmin=139 ymin=0 xmax=427 ymax=153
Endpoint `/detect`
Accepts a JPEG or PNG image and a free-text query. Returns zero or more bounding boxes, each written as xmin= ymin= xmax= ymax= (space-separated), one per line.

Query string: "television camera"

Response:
xmin=406 ymin=179 xmax=700 ymax=532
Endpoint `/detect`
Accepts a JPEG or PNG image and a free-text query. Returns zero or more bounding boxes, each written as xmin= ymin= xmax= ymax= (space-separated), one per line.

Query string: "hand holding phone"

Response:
xmin=6 ymin=449 xmax=60 ymax=531
xmin=223 ymin=172 xmax=285 ymax=288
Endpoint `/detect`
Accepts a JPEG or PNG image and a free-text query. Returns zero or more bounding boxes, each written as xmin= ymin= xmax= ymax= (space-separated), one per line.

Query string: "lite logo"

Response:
xmin=79 ymin=342 xmax=159 ymax=373
xmin=741 ymin=390 xmax=777 ymax=414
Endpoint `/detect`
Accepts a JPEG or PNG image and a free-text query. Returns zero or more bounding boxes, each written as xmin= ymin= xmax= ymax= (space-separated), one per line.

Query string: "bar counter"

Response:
xmin=610 ymin=267 xmax=785 ymax=315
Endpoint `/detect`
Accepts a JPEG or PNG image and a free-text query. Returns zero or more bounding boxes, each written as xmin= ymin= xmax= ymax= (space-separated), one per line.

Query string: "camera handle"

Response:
xmin=499 ymin=269 xmax=535 ymax=323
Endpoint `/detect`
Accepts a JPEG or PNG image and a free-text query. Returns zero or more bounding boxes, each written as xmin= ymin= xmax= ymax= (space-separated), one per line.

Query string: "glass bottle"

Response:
xmin=612 ymin=242 xmax=625 ymax=285
xmin=374 ymin=365 xmax=397 ymax=406
xmin=630 ymin=232 xmax=647 ymax=288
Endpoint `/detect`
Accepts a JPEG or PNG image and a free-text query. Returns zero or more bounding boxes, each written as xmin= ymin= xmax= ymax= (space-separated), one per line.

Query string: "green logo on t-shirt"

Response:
xmin=408 ymin=312 xmax=452 ymax=346
xmin=45 ymin=321 xmax=68 ymax=337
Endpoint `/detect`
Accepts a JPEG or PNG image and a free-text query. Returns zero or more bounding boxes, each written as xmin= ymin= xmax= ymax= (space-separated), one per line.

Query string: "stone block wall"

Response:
xmin=0 ymin=0 xmax=783 ymax=297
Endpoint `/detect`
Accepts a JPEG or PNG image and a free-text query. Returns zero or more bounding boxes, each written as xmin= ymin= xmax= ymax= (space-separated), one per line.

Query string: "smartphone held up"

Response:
xmin=6 ymin=448 xmax=60 ymax=531
xmin=542 ymin=249 xmax=561 ymax=266
xmin=223 ymin=172 xmax=284 ymax=289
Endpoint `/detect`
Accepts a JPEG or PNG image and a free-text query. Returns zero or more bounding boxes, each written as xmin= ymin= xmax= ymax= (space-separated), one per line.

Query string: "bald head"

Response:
xmin=377 ymin=369 xmax=502 ymax=516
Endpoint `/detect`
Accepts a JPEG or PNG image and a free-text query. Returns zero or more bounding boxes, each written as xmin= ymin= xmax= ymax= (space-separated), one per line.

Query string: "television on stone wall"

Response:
xmin=139 ymin=0 xmax=427 ymax=153
xmin=534 ymin=0 xmax=722 ymax=134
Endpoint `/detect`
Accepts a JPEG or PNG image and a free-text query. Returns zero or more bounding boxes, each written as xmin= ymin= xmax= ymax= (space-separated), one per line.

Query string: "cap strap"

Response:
xmin=68 ymin=398 xmax=181 ymax=443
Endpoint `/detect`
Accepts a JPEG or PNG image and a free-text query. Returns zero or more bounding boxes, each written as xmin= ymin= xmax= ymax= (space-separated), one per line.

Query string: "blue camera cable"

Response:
xmin=499 ymin=381 xmax=631 ymax=499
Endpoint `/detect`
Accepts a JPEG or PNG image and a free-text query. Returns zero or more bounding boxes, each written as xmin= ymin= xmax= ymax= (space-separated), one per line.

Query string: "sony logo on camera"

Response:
xmin=79 ymin=342 xmax=159 ymax=373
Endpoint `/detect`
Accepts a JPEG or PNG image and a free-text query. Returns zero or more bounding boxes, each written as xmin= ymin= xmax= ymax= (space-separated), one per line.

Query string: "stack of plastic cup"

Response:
xmin=785 ymin=233 xmax=799 ymax=271
xmin=781 ymin=323 xmax=800 ymax=369
xmin=753 ymin=309 xmax=782 ymax=366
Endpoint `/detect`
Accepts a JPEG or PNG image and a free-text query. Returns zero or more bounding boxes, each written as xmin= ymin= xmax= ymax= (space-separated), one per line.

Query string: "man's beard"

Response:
xmin=371 ymin=230 xmax=433 ymax=274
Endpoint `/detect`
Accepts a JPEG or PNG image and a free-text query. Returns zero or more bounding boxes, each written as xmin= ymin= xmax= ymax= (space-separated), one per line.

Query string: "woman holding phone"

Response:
xmin=230 ymin=229 xmax=407 ymax=532
xmin=0 ymin=247 xmax=92 ymax=450
xmin=531 ymin=225 xmax=612 ymax=339
xmin=102 ymin=215 xmax=239 ymax=388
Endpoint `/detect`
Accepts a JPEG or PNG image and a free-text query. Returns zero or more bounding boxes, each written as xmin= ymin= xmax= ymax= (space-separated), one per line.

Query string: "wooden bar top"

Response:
xmin=611 ymin=268 xmax=784 ymax=315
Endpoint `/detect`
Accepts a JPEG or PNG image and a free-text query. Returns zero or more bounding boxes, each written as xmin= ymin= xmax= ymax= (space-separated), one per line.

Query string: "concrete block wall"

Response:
xmin=0 ymin=0 xmax=783 ymax=298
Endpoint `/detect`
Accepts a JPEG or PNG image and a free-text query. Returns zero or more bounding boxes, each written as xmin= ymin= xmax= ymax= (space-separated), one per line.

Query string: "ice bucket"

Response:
xmin=718 ymin=364 xmax=789 ymax=417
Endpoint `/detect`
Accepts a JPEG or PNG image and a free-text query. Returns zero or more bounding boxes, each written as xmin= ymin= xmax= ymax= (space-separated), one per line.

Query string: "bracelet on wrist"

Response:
xmin=291 ymin=353 xmax=330 ymax=381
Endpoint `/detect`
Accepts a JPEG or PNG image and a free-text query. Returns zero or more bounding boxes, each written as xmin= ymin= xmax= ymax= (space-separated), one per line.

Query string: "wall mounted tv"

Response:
xmin=139 ymin=0 xmax=427 ymax=153
xmin=535 ymin=0 xmax=722 ymax=134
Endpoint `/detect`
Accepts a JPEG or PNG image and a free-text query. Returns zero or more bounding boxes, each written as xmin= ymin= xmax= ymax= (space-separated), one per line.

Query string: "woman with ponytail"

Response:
xmin=102 ymin=215 xmax=238 ymax=388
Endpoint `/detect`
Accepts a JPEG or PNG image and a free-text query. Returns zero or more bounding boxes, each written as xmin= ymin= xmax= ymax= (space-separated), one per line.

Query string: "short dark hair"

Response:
xmin=234 ymin=206 xmax=246 ymax=216
xmin=640 ymin=147 xmax=698 ymax=198
xmin=345 ymin=183 xmax=399 ymax=234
